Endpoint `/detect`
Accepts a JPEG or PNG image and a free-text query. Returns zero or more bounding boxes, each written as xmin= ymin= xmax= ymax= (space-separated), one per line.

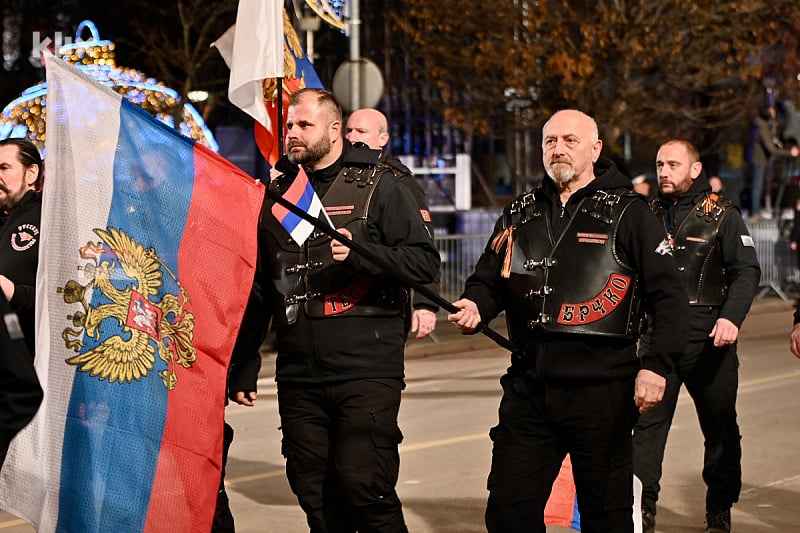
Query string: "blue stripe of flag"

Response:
xmin=280 ymin=179 xmax=316 ymax=234
xmin=56 ymin=98 xmax=195 ymax=533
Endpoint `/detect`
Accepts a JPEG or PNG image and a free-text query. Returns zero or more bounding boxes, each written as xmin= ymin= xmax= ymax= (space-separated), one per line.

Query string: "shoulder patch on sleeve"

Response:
xmin=741 ymin=235 xmax=754 ymax=247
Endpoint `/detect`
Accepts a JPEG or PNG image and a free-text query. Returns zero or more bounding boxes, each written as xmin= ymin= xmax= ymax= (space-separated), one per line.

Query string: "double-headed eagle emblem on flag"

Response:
xmin=57 ymin=227 xmax=196 ymax=390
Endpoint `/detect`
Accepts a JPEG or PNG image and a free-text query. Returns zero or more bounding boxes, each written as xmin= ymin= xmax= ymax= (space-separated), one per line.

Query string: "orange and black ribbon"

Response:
xmin=491 ymin=226 xmax=515 ymax=279
xmin=702 ymin=193 xmax=720 ymax=215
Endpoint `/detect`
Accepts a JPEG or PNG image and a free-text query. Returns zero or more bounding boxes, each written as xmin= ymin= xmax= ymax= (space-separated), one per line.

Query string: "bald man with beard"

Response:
xmin=448 ymin=110 xmax=688 ymax=533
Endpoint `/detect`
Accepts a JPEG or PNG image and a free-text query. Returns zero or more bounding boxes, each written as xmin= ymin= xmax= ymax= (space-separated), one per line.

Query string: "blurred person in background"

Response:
xmin=747 ymin=105 xmax=798 ymax=218
xmin=708 ymin=175 xmax=723 ymax=194
xmin=632 ymin=174 xmax=653 ymax=200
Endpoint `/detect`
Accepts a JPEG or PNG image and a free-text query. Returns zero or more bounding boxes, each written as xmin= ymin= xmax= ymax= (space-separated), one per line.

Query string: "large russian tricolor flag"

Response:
xmin=0 ymin=54 xmax=264 ymax=532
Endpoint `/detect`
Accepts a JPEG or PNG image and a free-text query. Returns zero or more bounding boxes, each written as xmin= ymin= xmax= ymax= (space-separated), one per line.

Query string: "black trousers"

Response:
xmin=278 ymin=378 xmax=408 ymax=533
xmin=485 ymin=372 xmax=638 ymax=533
xmin=212 ymin=421 xmax=236 ymax=532
xmin=633 ymin=341 xmax=741 ymax=514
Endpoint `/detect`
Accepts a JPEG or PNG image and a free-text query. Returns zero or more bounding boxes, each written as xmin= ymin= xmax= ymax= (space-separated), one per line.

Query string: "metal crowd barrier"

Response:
xmin=431 ymin=219 xmax=798 ymax=310
xmin=433 ymin=232 xmax=491 ymax=305
xmin=745 ymin=219 xmax=798 ymax=300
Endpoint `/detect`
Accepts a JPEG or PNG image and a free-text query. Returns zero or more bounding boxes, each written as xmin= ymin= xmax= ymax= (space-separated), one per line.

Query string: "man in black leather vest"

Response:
xmin=633 ymin=139 xmax=760 ymax=533
xmin=228 ymin=89 xmax=439 ymax=532
xmin=448 ymin=110 xmax=689 ymax=533
xmin=345 ymin=108 xmax=440 ymax=339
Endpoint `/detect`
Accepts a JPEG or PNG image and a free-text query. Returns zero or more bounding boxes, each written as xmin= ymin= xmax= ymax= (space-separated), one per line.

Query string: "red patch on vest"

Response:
xmin=556 ymin=273 xmax=631 ymax=326
xmin=326 ymin=205 xmax=354 ymax=217
xmin=323 ymin=274 xmax=373 ymax=315
xmin=576 ymin=231 xmax=609 ymax=245
xmin=686 ymin=236 xmax=707 ymax=243
xmin=419 ymin=209 xmax=432 ymax=222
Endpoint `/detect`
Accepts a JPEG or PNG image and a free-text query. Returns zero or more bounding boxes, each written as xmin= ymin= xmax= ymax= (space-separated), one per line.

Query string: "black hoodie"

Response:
xmin=462 ymin=157 xmax=688 ymax=382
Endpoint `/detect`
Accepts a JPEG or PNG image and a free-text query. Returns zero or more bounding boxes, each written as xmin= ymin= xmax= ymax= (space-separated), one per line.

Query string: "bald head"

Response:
xmin=345 ymin=108 xmax=390 ymax=150
xmin=542 ymin=109 xmax=603 ymax=189
xmin=543 ymin=110 xmax=599 ymax=144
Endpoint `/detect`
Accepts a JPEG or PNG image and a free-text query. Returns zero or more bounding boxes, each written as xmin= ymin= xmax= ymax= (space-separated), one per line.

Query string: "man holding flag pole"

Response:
xmin=214 ymin=6 xmax=504 ymax=530
xmin=211 ymin=3 xmax=327 ymax=529
xmin=228 ymin=87 xmax=439 ymax=532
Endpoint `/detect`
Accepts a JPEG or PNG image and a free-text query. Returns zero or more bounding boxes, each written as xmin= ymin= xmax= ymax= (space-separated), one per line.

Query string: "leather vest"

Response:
xmin=501 ymin=188 xmax=643 ymax=343
xmin=651 ymin=194 xmax=731 ymax=306
xmin=264 ymin=164 xmax=408 ymax=325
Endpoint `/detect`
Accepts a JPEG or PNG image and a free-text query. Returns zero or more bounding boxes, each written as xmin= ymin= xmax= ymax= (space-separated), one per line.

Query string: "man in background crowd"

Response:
xmin=632 ymin=174 xmax=653 ymax=199
xmin=633 ymin=139 xmax=760 ymax=533
xmin=346 ymin=107 xmax=440 ymax=339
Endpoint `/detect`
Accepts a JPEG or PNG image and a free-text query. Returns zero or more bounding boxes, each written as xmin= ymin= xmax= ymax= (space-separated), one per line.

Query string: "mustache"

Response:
xmin=549 ymin=157 xmax=572 ymax=165
xmin=0 ymin=183 xmax=8 ymax=193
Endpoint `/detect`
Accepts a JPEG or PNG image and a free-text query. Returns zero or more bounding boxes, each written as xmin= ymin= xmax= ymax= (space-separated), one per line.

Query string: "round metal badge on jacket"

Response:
xmin=11 ymin=223 xmax=38 ymax=251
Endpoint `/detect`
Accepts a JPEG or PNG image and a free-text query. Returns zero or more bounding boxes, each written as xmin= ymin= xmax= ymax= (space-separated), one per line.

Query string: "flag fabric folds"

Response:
xmin=270 ymin=166 xmax=327 ymax=246
xmin=214 ymin=6 xmax=323 ymax=164
xmin=544 ymin=455 xmax=582 ymax=531
xmin=219 ymin=0 xmax=283 ymax=128
xmin=544 ymin=456 xmax=644 ymax=532
xmin=0 ymin=54 xmax=264 ymax=532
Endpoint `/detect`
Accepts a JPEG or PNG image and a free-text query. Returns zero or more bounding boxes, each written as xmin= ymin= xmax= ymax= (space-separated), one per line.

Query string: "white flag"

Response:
xmin=213 ymin=0 xmax=283 ymax=128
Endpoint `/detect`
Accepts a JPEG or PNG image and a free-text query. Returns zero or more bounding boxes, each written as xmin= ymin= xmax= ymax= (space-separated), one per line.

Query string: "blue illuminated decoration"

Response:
xmin=305 ymin=0 xmax=348 ymax=32
xmin=0 ymin=20 xmax=218 ymax=152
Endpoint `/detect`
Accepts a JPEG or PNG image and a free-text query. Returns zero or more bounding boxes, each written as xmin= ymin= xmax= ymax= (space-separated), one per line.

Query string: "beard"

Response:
xmin=287 ymin=132 xmax=331 ymax=166
xmin=0 ymin=180 xmax=29 ymax=212
xmin=659 ymin=176 xmax=691 ymax=198
xmin=546 ymin=158 xmax=575 ymax=185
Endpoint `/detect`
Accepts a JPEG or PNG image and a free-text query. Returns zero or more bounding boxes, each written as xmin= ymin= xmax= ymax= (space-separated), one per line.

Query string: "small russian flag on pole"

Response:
xmin=271 ymin=166 xmax=330 ymax=246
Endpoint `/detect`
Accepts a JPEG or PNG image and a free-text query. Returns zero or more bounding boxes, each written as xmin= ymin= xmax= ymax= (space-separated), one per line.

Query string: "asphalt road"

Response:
xmin=1 ymin=297 xmax=799 ymax=532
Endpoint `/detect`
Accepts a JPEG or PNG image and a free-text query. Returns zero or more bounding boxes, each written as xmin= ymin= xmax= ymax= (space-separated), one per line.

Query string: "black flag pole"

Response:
xmin=277 ymin=77 xmax=284 ymax=157
xmin=267 ymin=188 xmax=514 ymax=351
